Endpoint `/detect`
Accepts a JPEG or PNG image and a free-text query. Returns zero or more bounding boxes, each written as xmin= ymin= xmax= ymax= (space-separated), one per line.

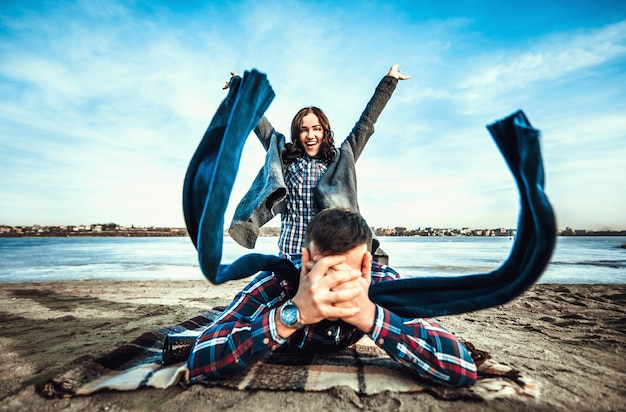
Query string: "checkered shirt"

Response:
xmin=187 ymin=261 xmax=477 ymax=387
xmin=278 ymin=156 xmax=328 ymax=255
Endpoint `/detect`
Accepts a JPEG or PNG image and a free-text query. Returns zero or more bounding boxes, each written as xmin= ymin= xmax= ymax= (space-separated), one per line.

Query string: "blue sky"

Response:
xmin=1 ymin=0 xmax=624 ymax=231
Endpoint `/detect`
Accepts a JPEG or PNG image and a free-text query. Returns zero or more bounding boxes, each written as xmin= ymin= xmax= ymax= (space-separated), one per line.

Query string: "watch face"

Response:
xmin=282 ymin=303 xmax=298 ymax=326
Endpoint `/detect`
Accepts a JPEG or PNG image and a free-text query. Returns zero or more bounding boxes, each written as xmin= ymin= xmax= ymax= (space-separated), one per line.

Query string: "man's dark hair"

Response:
xmin=305 ymin=208 xmax=372 ymax=254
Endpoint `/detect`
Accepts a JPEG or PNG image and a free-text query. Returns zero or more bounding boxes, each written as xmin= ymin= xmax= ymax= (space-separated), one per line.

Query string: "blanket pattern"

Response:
xmin=37 ymin=309 xmax=539 ymax=402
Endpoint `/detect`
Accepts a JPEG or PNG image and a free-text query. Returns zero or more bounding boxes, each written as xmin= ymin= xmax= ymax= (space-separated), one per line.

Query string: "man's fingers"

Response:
xmin=300 ymin=247 xmax=314 ymax=277
xmin=323 ymin=305 xmax=360 ymax=319
xmin=331 ymin=286 xmax=362 ymax=302
xmin=306 ymin=255 xmax=346 ymax=282
xmin=323 ymin=266 xmax=361 ymax=290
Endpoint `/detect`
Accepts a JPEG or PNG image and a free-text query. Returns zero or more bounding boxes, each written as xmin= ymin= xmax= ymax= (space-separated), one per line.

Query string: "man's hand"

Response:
xmin=291 ymin=249 xmax=363 ymax=325
xmin=331 ymin=252 xmax=376 ymax=333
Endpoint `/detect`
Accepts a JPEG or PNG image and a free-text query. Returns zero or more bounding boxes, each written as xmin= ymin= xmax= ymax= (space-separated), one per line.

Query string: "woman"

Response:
xmin=227 ymin=65 xmax=411 ymax=258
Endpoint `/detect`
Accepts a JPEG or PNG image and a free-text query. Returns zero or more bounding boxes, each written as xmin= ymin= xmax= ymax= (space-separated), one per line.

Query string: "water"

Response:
xmin=378 ymin=236 xmax=626 ymax=283
xmin=0 ymin=236 xmax=624 ymax=283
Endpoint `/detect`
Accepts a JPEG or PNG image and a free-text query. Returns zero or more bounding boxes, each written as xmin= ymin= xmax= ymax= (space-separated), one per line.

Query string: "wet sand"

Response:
xmin=0 ymin=281 xmax=624 ymax=411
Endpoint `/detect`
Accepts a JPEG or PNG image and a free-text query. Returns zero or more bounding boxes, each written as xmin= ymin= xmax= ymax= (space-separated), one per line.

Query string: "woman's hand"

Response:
xmin=222 ymin=71 xmax=239 ymax=90
xmin=387 ymin=64 xmax=411 ymax=80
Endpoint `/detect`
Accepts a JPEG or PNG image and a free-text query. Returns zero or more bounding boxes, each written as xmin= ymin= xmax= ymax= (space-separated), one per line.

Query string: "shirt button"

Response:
xmin=263 ymin=338 xmax=270 ymax=345
xmin=326 ymin=328 xmax=333 ymax=337
xmin=377 ymin=338 xmax=385 ymax=345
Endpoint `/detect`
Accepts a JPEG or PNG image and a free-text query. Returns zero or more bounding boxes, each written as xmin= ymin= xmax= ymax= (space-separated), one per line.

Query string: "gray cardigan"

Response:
xmin=228 ymin=75 xmax=398 ymax=252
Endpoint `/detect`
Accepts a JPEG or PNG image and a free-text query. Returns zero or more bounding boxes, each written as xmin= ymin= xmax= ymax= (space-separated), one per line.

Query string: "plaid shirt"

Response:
xmin=278 ymin=156 xmax=328 ymax=255
xmin=187 ymin=261 xmax=477 ymax=387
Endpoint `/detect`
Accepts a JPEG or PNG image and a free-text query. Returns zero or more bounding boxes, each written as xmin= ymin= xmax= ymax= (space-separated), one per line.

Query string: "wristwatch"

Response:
xmin=279 ymin=300 xmax=304 ymax=329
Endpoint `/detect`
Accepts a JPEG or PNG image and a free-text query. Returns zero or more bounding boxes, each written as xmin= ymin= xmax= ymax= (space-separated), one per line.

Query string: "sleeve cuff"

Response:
xmin=268 ymin=307 xmax=288 ymax=345
xmin=369 ymin=304 xmax=386 ymax=342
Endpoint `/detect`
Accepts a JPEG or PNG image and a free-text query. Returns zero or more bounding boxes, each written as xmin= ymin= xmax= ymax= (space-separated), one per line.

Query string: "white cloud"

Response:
xmin=455 ymin=20 xmax=626 ymax=112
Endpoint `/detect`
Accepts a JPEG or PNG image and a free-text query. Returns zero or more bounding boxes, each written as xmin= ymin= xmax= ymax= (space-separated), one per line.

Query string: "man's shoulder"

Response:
xmin=371 ymin=262 xmax=400 ymax=283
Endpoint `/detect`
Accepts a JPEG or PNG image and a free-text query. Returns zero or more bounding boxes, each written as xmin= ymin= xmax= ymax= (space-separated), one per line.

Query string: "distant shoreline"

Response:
xmin=2 ymin=231 xmax=626 ymax=238
xmin=2 ymin=223 xmax=626 ymax=238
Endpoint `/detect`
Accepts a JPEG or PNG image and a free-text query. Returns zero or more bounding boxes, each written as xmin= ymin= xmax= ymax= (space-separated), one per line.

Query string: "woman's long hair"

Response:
xmin=283 ymin=107 xmax=336 ymax=163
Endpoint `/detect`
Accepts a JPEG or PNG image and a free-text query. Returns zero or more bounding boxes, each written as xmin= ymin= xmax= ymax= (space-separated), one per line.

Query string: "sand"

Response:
xmin=0 ymin=280 xmax=624 ymax=411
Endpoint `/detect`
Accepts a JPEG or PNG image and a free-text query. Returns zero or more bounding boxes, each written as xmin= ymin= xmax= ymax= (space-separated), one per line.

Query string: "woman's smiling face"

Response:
xmin=298 ymin=112 xmax=324 ymax=157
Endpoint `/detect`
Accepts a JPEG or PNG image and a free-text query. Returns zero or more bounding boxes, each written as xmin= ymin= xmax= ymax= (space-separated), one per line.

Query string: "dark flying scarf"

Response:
xmin=183 ymin=69 xmax=556 ymax=317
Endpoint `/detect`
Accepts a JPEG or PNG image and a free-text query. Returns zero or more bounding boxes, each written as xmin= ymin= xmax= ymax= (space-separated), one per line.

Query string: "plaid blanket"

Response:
xmin=36 ymin=309 xmax=540 ymax=402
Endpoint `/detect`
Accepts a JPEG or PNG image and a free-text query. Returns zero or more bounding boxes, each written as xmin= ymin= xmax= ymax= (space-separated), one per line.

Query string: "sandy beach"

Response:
xmin=0 ymin=280 xmax=624 ymax=411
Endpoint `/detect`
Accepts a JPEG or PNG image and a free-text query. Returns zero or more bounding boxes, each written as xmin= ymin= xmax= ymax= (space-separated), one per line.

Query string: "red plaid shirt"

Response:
xmin=187 ymin=261 xmax=477 ymax=387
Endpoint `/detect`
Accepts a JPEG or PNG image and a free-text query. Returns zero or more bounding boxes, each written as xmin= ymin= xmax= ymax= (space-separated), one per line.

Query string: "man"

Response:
xmin=187 ymin=208 xmax=477 ymax=387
